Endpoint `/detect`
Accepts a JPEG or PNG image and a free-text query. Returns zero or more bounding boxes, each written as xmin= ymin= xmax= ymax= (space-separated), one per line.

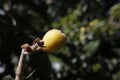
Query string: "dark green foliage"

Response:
xmin=0 ymin=0 xmax=120 ymax=80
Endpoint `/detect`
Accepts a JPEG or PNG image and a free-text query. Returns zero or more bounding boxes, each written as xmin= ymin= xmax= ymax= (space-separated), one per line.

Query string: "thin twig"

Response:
xmin=15 ymin=49 xmax=28 ymax=80
xmin=24 ymin=69 xmax=37 ymax=80
xmin=15 ymin=38 xmax=44 ymax=80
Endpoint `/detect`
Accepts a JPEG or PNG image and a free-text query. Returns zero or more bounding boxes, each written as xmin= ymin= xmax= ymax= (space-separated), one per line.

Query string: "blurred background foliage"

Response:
xmin=0 ymin=0 xmax=120 ymax=80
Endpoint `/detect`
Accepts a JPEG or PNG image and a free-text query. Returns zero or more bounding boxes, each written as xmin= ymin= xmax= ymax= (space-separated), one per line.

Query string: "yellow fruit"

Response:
xmin=42 ymin=29 xmax=67 ymax=52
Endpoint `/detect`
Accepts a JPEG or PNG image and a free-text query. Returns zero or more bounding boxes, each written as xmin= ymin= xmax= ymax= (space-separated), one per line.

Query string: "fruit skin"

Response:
xmin=42 ymin=29 xmax=67 ymax=52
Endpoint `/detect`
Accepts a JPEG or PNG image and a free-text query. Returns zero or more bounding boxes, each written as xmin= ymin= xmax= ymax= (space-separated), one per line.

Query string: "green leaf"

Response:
xmin=84 ymin=40 xmax=100 ymax=57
